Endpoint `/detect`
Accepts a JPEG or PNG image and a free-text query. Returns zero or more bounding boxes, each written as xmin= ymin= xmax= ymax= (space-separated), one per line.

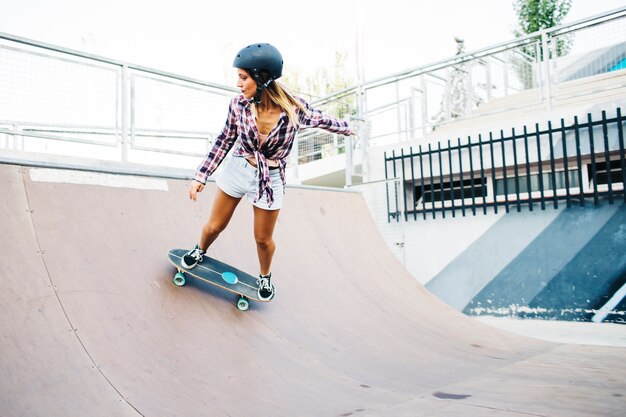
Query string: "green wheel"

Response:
xmin=173 ymin=272 xmax=186 ymax=287
xmin=237 ymin=297 xmax=249 ymax=311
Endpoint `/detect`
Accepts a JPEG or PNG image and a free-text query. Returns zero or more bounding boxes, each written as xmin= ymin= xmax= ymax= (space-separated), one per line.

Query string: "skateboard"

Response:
xmin=167 ymin=248 xmax=271 ymax=311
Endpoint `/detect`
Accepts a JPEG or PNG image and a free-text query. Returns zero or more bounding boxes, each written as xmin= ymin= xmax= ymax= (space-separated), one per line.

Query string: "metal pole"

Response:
xmin=358 ymin=87 xmax=369 ymax=183
xmin=503 ymin=52 xmax=509 ymax=95
xmin=121 ymin=65 xmax=130 ymax=164
xmin=466 ymin=64 xmax=473 ymax=116
xmin=395 ymin=82 xmax=402 ymax=140
xmin=541 ymin=31 xmax=552 ymax=112
xmin=345 ymin=134 xmax=353 ymax=187
xmin=421 ymin=76 xmax=428 ymax=136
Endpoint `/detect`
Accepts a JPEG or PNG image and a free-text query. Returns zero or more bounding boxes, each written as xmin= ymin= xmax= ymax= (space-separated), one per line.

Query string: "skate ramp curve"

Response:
xmin=1 ymin=163 xmax=625 ymax=417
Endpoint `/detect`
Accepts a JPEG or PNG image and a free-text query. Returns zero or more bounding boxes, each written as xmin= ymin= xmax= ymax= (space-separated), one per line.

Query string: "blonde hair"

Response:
xmin=261 ymin=81 xmax=306 ymax=126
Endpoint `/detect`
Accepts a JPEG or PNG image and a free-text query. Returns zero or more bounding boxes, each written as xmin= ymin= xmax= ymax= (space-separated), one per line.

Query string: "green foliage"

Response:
xmin=513 ymin=0 xmax=573 ymax=59
xmin=511 ymin=0 xmax=573 ymax=89
xmin=513 ymin=0 xmax=572 ymax=36
xmin=281 ymin=51 xmax=356 ymax=119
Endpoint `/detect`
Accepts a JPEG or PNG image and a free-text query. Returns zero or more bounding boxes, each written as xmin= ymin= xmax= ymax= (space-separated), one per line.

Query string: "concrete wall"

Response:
xmin=358 ymin=93 xmax=626 ymax=322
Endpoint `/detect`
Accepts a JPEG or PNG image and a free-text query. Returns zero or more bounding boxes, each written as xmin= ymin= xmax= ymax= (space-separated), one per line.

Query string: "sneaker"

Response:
xmin=257 ymin=273 xmax=276 ymax=301
xmin=181 ymin=244 xmax=205 ymax=269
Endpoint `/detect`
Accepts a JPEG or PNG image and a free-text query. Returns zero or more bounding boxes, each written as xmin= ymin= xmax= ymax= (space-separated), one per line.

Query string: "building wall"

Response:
xmin=359 ymin=100 xmax=626 ymax=323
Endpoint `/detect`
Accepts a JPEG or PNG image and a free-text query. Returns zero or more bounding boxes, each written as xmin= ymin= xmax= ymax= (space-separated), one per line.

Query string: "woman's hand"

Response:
xmin=188 ymin=180 xmax=205 ymax=201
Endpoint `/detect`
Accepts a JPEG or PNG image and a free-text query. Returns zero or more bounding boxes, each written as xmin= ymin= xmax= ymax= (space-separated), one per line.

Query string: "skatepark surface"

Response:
xmin=1 ymin=163 xmax=625 ymax=417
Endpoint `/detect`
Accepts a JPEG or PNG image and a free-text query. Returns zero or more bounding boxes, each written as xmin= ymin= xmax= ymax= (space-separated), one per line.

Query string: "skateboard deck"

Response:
xmin=167 ymin=248 xmax=269 ymax=311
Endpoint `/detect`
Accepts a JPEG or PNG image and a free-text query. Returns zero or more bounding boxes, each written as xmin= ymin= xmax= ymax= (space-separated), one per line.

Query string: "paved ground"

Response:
xmin=1 ymin=164 xmax=625 ymax=417
xmin=476 ymin=316 xmax=626 ymax=347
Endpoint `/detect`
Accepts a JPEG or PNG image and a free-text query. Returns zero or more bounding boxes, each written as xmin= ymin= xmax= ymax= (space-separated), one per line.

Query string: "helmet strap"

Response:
xmin=252 ymin=73 xmax=274 ymax=104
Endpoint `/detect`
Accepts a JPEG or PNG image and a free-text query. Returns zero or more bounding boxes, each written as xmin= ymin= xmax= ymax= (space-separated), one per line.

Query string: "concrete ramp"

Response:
xmin=1 ymin=164 xmax=625 ymax=417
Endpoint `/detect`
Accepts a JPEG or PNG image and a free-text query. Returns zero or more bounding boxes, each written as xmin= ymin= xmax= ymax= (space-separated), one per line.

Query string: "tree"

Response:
xmin=281 ymin=51 xmax=356 ymax=119
xmin=512 ymin=0 xmax=573 ymax=88
xmin=513 ymin=0 xmax=572 ymax=40
xmin=513 ymin=0 xmax=573 ymax=59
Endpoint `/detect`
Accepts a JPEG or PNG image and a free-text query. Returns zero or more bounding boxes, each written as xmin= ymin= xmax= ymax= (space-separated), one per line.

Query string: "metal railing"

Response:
xmin=0 ymin=31 xmax=360 ymax=177
xmin=295 ymin=129 xmax=347 ymax=164
xmin=1 ymin=7 xmax=625 ymax=180
xmin=314 ymin=7 xmax=626 ymax=156
xmin=0 ymin=32 xmax=237 ymax=170
xmin=384 ymin=107 xmax=626 ymax=221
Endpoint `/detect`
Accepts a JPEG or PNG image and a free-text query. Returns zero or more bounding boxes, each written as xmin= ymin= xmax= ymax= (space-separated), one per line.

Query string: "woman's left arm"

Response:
xmin=299 ymin=100 xmax=354 ymax=136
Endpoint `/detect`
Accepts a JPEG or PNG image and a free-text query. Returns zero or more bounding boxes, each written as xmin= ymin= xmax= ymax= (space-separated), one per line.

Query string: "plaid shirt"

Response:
xmin=193 ymin=94 xmax=351 ymax=207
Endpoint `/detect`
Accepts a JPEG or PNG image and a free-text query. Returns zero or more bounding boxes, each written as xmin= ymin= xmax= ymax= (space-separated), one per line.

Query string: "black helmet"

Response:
xmin=233 ymin=43 xmax=283 ymax=81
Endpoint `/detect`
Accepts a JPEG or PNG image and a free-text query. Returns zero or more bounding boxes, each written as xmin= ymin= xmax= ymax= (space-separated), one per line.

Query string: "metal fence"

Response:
xmin=0 ymin=32 xmax=357 ymax=176
xmin=1 ymin=7 xmax=625 ymax=181
xmin=0 ymin=33 xmax=237 ymax=170
xmin=314 ymin=7 xmax=626 ymax=155
xmin=384 ymin=107 xmax=626 ymax=221
xmin=296 ymin=129 xmax=347 ymax=164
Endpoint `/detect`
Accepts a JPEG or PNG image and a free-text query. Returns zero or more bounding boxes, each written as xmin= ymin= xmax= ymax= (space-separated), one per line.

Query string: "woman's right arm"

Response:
xmin=188 ymin=180 xmax=205 ymax=201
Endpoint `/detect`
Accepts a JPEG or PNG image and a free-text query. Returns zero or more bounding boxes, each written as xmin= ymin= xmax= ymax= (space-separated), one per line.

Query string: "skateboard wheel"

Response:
xmin=173 ymin=272 xmax=186 ymax=287
xmin=237 ymin=297 xmax=249 ymax=311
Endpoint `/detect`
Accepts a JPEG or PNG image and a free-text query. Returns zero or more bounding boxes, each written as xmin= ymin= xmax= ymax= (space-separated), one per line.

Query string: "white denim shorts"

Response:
xmin=216 ymin=156 xmax=284 ymax=210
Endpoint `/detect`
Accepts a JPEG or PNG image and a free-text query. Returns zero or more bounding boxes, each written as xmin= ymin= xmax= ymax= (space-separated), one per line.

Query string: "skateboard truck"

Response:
xmin=174 ymin=269 xmax=250 ymax=311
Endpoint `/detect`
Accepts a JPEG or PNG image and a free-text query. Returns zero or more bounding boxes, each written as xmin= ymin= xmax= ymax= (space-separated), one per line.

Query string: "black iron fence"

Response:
xmin=384 ymin=108 xmax=626 ymax=221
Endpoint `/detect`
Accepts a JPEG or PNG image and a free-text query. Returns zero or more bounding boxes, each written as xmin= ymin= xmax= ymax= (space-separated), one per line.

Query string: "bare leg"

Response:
xmin=253 ymin=206 xmax=280 ymax=275
xmin=199 ymin=189 xmax=241 ymax=251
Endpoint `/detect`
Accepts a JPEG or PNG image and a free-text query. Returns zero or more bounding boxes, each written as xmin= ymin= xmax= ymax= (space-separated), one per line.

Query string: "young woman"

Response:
xmin=182 ymin=43 xmax=353 ymax=301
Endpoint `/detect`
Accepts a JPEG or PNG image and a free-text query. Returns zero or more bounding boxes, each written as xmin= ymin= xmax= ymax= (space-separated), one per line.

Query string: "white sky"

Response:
xmin=1 ymin=0 xmax=625 ymax=89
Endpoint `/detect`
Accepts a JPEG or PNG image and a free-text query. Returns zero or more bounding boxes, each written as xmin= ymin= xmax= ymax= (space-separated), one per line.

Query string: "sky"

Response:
xmin=1 ymin=0 xmax=625 ymax=89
